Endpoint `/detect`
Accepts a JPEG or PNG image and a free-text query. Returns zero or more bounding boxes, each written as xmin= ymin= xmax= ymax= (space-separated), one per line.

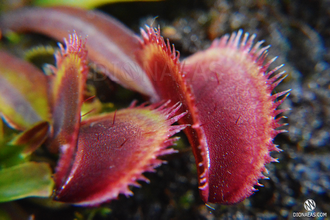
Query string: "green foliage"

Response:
xmin=0 ymin=162 xmax=54 ymax=202
xmin=0 ymin=120 xmax=53 ymax=203
xmin=0 ymin=121 xmax=50 ymax=168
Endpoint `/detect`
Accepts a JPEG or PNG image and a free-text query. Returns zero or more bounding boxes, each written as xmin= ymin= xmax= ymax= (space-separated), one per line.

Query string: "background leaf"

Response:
xmin=0 ymin=51 xmax=50 ymax=130
xmin=33 ymin=0 xmax=162 ymax=9
xmin=0 ymin=121 xmax=50 ymax=168
xmin=0 ymin=162 xmax=54 ymax=203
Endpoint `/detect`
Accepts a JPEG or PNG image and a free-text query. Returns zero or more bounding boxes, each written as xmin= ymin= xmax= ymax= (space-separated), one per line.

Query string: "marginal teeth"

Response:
xmin=269 ymin=70 xmax=287 ymax=84
xmin=251 ymin=187 xmax=258 ymax=192
xmin=266 ymin=63 xmax=284 ymax=78
xmin=138 ymin=175 xmax=150 ymax=184
xmin=130 ymin=182 xmax=141 ymax=188
xmin=272 ymin=88 xmax=291 ymax=101
xmin=273 ymin=158 xmax=279 ymax=163
xmin=271 ymin=74 xmax=288 ymax=89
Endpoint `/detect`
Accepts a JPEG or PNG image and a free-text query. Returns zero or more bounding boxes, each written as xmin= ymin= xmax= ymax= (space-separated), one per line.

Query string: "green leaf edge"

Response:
xmin=0 ymin=162 xmax=54 ymax=203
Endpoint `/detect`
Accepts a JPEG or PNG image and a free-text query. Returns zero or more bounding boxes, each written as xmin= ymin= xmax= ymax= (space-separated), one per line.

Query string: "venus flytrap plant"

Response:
xmin=0 ymin=6 xmax=289 ymax=207
xmin=0 ymin=31 xmax=187 ymax=206
xmin=47 ymin=34 xmax=187 ymax=205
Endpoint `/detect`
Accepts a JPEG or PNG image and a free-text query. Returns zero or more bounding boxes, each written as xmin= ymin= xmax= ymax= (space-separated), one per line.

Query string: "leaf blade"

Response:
xmin=0 ymin=121 xmax=50 ymax=168
xmin=0 ymin=51 xmax=50 ymax=130
xmin=0 ymin=162 xmax=54 ymax=202
xmin=0 ymin=7 xmax=157 ymax=100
